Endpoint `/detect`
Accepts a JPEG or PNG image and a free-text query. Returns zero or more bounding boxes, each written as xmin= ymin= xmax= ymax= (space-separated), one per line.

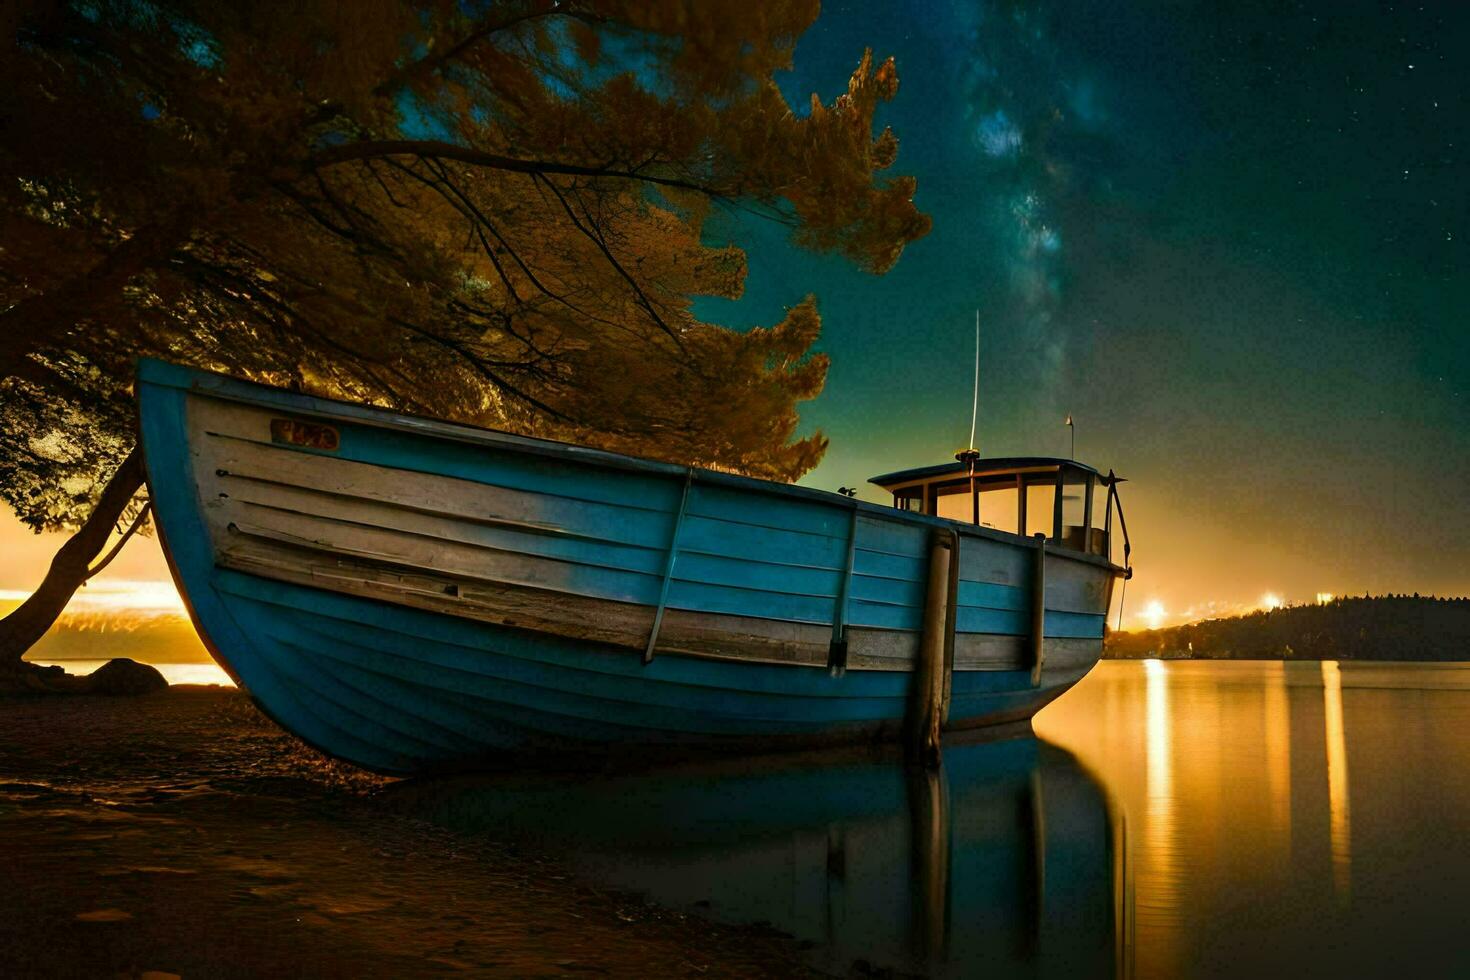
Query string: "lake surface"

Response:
xmin=395 ymin=660 xmax=1470 ymax=978
xmin=21 ymin=655 xmax=1469 ymax=976
xmin=1036 ymin=660 xmax=1470 ymax=979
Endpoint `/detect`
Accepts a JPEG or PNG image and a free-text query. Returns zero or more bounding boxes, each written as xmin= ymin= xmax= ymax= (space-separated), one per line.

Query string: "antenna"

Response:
xmin=968 ymin=310 xmax=980 ymax=451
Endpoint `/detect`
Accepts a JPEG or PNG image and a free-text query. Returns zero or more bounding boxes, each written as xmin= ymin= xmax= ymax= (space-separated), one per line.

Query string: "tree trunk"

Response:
xmin=0 ymin=447 xmax=146 ymax=666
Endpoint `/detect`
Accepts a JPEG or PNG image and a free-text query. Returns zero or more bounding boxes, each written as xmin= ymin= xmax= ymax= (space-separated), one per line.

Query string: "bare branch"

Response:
xmin=373 ymin=4 xmax=603 ymax=97
xmin=312 ymin=141 xmax=718 ymax=197
xmin=85 ymin=501 xmax=151 ymax=581
xmin=535 ymin=174 xmax=680 ymax=344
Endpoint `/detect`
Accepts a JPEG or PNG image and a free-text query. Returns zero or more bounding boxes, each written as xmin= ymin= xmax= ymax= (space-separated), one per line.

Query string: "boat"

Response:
xmin=136 ymin=358 xmax=1133 ymax=774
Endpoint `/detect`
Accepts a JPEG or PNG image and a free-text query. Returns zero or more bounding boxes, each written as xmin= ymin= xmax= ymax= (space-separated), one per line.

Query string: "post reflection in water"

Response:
xmin=1321 ymin=660 xmax=1352 ymax=902
xmin=389 ymin=738 xmax=1119 ymax=978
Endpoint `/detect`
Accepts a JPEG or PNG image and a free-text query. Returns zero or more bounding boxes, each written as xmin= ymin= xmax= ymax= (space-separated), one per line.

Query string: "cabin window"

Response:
xmin=874 ymin=463 xmax=1117 ymax=556
xmin=1059 ymin=469 xmax=1091 ymax=551
xmin=1089 ymin=477 xmax=1110 ymax=556
xmin=1024 ymin=478 xmax=1056 ymax=539
xmin=933 ymin=482 xmax=973 ymax=523
xmin=977 ymin=484 xmax=1020 ymax=533
xmin=893 ymin=488 xmax=923 ymax=512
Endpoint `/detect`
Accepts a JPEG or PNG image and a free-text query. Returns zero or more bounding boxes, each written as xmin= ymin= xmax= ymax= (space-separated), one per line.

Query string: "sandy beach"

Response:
xmin=0 ymin=687 xmax=824 ymax=979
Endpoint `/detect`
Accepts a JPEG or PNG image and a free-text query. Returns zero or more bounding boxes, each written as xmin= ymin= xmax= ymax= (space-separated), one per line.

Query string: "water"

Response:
xmin=393 ymin=660 xmax=1470 ymax=978
xmin=1036 ymin=660 xmax=1470 ymax=979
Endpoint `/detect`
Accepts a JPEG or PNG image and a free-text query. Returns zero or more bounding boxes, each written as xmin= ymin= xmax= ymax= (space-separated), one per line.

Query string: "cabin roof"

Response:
xmin=868 ymin=456 xmax=1104 ymax=490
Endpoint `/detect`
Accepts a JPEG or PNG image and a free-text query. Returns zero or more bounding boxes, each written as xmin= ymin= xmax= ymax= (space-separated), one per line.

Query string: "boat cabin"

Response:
xmin=869 ymin=455 xmax=1122 ymax=560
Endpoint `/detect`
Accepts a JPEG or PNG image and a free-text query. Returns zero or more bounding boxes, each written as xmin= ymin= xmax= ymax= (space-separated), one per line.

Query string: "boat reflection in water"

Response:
xmin=390 ymin=736 xmax=1120 ymax=977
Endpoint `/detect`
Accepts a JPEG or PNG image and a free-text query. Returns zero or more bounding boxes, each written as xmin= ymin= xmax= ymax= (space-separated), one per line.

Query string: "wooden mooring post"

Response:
xmin=1030 ymin=532 xmax=1047 ymax=687
xmin=908 ymin=528 xmax=957 ymax=766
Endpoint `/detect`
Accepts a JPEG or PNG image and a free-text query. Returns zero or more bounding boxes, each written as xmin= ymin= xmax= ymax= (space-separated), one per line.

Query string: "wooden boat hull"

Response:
xmin=137 ymin=360 xmax=1122 ymax=774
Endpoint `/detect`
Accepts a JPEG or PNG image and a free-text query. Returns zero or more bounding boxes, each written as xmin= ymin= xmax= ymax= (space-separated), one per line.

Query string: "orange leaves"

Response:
xmin=871 ymin=127 xmax=899 ymax=171
xmin=4 ymin=0 xmax=930 ymax=527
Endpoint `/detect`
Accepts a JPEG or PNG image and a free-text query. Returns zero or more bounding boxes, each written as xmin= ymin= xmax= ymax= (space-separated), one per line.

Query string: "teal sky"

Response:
xmin=696 ymin=1 xmax=1469 ymax=622
xmin=5 ymin=3 xmax=1464 ymax=631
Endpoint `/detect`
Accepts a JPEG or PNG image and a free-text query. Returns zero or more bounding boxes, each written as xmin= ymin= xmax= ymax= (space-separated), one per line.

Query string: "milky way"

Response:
xmin=699 ymin=0 xmax=1469 ymax=616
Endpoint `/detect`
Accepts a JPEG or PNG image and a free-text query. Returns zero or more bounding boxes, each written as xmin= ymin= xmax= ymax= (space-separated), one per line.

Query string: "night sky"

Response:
xmin=4 ymin=2 xmax=1466 ymax=628
xmin=695 ymin=0 xmax=1469 ymax=624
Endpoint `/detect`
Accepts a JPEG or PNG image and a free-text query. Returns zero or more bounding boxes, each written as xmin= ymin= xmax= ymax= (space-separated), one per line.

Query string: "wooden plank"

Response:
xmin=852 ymin=549 xmax=926 ymax=586
xmin=645 ymin=471 xmax=693 ymax=664
xmin=191 ymin=393 xmax=683 ymax=514
xmin=201 ymin=430 xmax=675 ymax=549
xmin=827 ymin=504 xmax=859 ymax=674
xmin=223 ymin=479 xmax=667 ymax=576
xmin=225 ymin=513 xmax=663 ymax=605
xmin=1041 ymin=553 xmax=1112 ymax=615
xmin=215 ymin=534 xmax=1080 ymax=674
xmin=954 ymin=533 xmax=1026 ymax=588
xmin=219 ymin=538 xmax=655 ymax=648
xmin=941 ymin=531 xmax=958 ymax=724
xmin=218 ymin=538 xmax=839 ymax=665
xmin=675 ymin=514 xmax=848 ymax=571
xmin=848 ymin=570 xmax=926 ymax=608
xmin=854 ymin=513 xmax=931 ymax=560
xmin=684 ymin=480 xmax=852 ymax=540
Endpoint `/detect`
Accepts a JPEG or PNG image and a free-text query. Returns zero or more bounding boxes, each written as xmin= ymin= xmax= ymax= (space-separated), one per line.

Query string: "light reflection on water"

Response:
xmin=1037 ymin=659 xmax=1470 ymax=979
xmin=1137 ymin=656 xmax=1180 ymax=976
xmin=1321 ymin=660 xmax=1352 ymax=901
xmin=392 ymin=660 xmax=1470 ymax=978
xmin=31 ymin=650 xmax=1468 ymax=977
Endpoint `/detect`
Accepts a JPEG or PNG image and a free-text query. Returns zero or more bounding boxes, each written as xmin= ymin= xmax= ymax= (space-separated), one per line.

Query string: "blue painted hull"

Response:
xmin=137 ymin=360 xmax=1119 ymax=774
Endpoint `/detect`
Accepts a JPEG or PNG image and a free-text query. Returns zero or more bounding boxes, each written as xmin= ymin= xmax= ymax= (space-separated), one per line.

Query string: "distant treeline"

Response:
xmin=1105 ymin=595 xmax=1470 ymax=661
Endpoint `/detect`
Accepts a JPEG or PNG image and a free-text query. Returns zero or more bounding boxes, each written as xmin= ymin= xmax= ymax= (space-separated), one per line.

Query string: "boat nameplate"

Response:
xmin=270 ymin=418 xmax=340 ymax=452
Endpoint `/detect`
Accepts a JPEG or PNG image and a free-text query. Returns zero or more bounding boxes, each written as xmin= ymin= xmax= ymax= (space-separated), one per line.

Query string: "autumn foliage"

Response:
xmin=1 ymin=1 xmax=930 ymax=537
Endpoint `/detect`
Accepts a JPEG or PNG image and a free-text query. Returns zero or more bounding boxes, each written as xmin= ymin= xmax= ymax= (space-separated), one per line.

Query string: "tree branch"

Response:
xmin=85 ymin=501 xmax=151 ymax=581
xmin=312 ymin=141 xmax=717 ymax=196
xmin=373 ymin=4 xmax=596 ymax=96
xmin=536 ymin=174 xmax=680 ymax=344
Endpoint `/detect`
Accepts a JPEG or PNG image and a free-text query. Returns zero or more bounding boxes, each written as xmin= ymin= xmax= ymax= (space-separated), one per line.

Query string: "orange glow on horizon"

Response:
xmin=0 ymin=578 xmax=186 ymax=621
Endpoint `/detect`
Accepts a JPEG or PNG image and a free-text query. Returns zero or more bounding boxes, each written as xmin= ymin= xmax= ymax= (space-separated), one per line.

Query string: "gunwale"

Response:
xmin=136 ymin=359 xmax=1126 ymax=576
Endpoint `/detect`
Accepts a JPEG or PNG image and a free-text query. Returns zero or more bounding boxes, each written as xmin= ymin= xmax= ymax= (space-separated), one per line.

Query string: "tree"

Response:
xmin=0 ymin=0 xmax=931 ymax=670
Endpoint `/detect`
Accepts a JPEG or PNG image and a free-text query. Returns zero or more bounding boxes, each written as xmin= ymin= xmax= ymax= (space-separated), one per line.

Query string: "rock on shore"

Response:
xmin=0 ymin=657 xmax=168 ymax=695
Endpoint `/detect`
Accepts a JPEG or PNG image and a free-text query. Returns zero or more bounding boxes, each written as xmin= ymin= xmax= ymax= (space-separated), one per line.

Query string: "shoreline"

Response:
xmin=0 ymin=687 xmax=822 ymax=978
xmin=1103 ymin=652 xmax=1470 ymax=663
